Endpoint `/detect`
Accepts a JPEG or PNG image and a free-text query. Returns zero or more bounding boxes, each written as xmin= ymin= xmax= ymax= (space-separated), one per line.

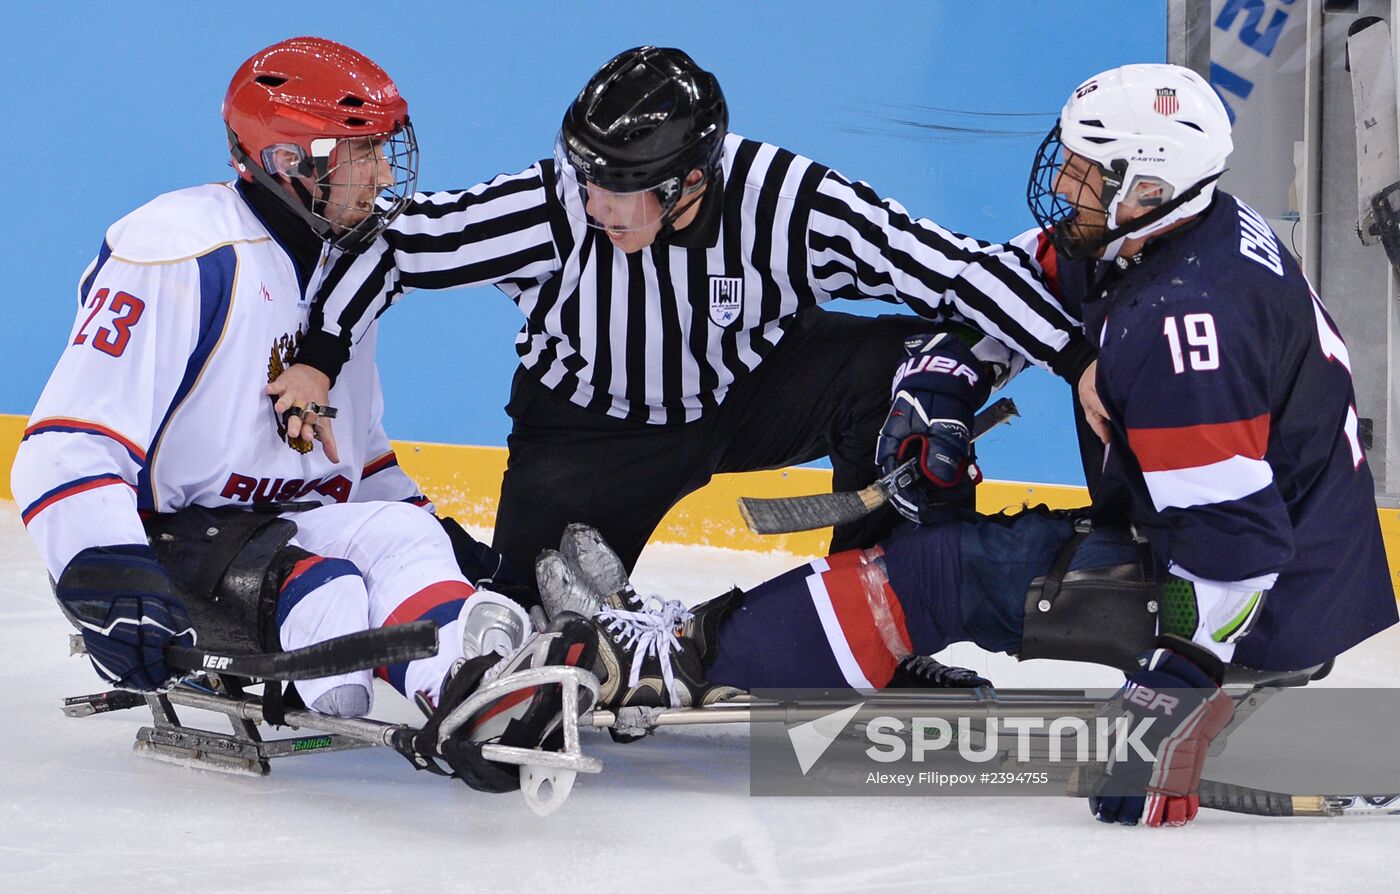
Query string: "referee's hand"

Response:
xmin=266 ymin=363 xmax=340 ymax=463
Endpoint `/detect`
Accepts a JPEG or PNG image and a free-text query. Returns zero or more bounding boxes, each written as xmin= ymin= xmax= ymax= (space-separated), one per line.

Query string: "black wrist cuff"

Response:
xmin=1048 ymin=337 xmax=1097 ymax=387
xmin=293 ymin=329 xmax=350 ymax=386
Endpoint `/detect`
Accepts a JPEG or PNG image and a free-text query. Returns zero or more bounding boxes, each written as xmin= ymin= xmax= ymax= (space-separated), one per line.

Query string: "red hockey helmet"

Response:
xmin=223 ymin=37 xmax=418 ymax=251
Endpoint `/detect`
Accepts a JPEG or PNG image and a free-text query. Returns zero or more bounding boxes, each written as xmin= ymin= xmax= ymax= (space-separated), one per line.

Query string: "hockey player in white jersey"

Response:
xmin=10 ymin=37 xmax=598 ymax=795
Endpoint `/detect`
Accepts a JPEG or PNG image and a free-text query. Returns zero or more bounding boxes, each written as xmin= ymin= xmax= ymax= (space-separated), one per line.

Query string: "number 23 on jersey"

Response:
xmin=73 ymin=288 xmax=145 ymax=358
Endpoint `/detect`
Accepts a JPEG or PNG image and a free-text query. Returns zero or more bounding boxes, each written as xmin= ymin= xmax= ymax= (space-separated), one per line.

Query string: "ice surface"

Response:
xmin=1 ymin=505 xmax=1395 ymax=893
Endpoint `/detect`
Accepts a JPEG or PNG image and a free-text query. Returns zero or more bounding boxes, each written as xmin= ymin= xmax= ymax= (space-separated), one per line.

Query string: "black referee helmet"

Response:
xmin=559 ymin=46 xmax=728 ymax=209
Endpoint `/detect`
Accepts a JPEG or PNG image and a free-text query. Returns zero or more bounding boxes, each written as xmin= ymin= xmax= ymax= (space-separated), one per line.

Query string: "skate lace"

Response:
xmin=902 ymin=655 xmax=941 ymax=677
xmin=479 ymin=641 xmax=519 ymax=686
xmin=597 ymin=596 xmax=694 ymax=707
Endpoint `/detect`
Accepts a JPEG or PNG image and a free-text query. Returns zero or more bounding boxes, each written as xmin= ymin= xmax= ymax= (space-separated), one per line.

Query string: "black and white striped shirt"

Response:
xmin=302 ymin=134 xmax=1092 ymax=425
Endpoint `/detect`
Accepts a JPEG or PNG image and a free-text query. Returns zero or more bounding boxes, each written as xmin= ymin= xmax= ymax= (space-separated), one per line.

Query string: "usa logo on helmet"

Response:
xmin=1154 ymin=87 xmax=1179 ymax=116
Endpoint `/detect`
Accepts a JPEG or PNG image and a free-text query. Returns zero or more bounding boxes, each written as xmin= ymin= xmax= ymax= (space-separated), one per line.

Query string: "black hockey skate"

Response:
xmin=886 ymin=654 xmax=994 ymax=691
xmin=393 ymin=596 xmax=602 ymax=814
xmin=551 ymin=523 xmax=746 ymax=655
xmin=539 ymin=529 xmax=743 ymax=740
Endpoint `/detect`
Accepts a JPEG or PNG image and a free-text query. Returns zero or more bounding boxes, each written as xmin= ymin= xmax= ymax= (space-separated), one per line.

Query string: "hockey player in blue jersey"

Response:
xmin=1018 ymin=61 xmax=1394 ymax=823
xmin=1021 ymin=63 xmax=1395 ymax=673
xmin=536 ymin=64 xmax=1396 ymax=827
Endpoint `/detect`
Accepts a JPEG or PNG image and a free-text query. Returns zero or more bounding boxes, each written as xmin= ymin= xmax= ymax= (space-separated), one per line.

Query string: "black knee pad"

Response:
xmin=1017 ymin=525 xmax=1160 ymax=673
xmin=144 ymin=507 xmax=306 ymax=653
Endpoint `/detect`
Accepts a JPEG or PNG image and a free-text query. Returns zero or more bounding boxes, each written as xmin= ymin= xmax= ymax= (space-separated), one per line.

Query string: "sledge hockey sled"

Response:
xmin=62 ymin=626 xmax=604 ymax=817
xmin=61 ymin=631 xmax=1398 ymax=818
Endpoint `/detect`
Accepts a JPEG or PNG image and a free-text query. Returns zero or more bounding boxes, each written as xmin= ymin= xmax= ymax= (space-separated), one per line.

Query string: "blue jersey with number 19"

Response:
xmin=1048 ymin=192 xmax=1395 ymax=669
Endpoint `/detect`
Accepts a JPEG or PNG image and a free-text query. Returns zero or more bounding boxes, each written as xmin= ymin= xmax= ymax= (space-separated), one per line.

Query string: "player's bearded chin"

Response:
xmin=1057 ymin=208 xmax=1108 ymax=257
xmin=1053 ymin=178 xmax=1108 ymax=258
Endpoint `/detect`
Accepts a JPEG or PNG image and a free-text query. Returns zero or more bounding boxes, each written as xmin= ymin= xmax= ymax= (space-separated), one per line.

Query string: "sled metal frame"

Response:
xmin=66 ymin=628 xmax=1387 ymax=818
xmin=62 ymin=631 xmax=603 ymax=814
xmin=60 ymin=657 xmax=1323 ymax=793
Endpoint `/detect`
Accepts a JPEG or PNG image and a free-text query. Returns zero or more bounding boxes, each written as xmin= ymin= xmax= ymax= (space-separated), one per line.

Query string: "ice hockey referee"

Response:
xmin=279 ymin=46 xmax=1098 ymax=582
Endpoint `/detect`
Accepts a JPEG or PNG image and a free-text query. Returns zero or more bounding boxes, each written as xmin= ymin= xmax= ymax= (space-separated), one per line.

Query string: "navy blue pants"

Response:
xmin=706 ymin=510 xmax=1140 ymax=690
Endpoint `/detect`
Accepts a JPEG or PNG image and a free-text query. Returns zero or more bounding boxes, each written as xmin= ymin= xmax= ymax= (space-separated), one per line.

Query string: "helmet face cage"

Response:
xmin=1027 ymin=125 xmax=1079 ymax=255
xmin=1028 ymin=123 xmax=1202 ymax=262
xmin=1027 ymin=124 xmax=1128 ymax=260
xmin=246 ymin=121 xmax=418 ymax=252
xmin=318 ymin=122 xmax=418 ymax=250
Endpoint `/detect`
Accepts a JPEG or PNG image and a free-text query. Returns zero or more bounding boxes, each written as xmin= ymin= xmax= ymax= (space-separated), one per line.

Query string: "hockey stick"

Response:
xmin=587 ymin=698 xmax=1400 ymax=819
xmin=1066 ymin=767 xmax=1400 ymax=819
xmin=737 ymin=397 xmax=1020 ymax=535
xmin=165 ymin=620 xmax=439 ymax=681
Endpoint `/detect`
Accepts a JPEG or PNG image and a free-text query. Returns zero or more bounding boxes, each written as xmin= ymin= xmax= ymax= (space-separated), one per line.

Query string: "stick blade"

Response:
xmin=738 ymin=490 xmax=874 ymax=535
xmin=168 ymin=621 xmax=440 ymax=681
xmin=737 ymin=396 xmax=1021 ymax=536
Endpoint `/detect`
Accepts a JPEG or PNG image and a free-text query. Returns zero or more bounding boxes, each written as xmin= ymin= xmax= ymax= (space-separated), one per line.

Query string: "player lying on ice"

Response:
xmin=508 ymin=63 xmax=1395 ymax=827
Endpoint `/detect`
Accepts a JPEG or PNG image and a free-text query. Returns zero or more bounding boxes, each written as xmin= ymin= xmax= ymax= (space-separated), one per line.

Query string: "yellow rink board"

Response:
xmin=3 ymin=413 xmax=1397 ymax=598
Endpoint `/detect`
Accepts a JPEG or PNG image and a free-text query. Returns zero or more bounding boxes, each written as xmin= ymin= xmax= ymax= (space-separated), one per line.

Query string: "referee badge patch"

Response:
xmin=709 ymin=276 xmax=744 ymax=327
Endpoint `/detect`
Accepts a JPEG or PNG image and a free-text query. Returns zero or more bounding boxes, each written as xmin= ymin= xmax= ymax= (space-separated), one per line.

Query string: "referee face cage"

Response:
xmin=223 ymin=36 xmax=420 ymax=254
xmin=1027 ymin=63 xmax=1232 ymax=261
xmin=555 ymin=46 xmax=728 ymax=239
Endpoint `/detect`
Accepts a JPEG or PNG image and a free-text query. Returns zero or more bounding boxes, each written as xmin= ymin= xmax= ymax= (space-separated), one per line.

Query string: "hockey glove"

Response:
xmin=1090 ymin=636 xmax=1235 ymax=827
xmin=876 ymin=333 xmax=992 ymax=523
xmin=55 ymin=545 xmax=197 ymax=692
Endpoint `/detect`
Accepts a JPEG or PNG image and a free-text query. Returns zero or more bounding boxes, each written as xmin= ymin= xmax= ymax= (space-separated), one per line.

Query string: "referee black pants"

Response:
xmin=491 ymin=308 xmax=931 ymax=583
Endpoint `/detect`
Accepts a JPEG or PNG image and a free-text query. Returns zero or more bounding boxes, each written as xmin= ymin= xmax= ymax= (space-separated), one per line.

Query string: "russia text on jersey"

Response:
xmin=220 ymin=473 xmax=354 ymax=505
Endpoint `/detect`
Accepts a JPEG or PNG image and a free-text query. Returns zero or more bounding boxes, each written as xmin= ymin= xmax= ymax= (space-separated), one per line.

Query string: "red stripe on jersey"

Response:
xmin=820 ymin=562 xmax=913 ymax=686
xmin=281 ymin=556 xmax=326 ymax=587
xmin=24 ymin=417 xmax=147 ymax=464
xmin=362 ymin=451 xmax=398 ymax=478
xmin=22 ymin=475 xmax=134 ymax=526
xmin=383 ymin=580 xmax=477 ymax=627
xmin=1127 ymin=414 xmax=1270 ymax=473
xmin=1035 ymin=230 xmax=1061 ymax=297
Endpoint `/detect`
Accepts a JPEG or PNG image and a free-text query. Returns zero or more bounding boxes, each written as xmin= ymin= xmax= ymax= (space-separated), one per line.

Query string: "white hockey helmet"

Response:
xmin=1028 ymin=63 xmax=1233 ymax=259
